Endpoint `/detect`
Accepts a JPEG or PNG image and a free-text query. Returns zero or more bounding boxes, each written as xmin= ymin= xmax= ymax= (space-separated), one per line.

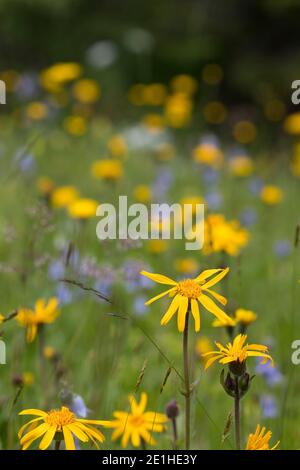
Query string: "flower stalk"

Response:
xmin=183 ymin=311 xmax=191 ymax=450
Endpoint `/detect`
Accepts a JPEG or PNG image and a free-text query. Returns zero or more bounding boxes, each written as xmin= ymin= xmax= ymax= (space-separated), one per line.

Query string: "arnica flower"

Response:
xmin=103 ymin=393 xmax=168 ymax=447
xmin=174 ymin=257 xmax=199 ymax=275
xmin=245 ymin=425 xmax=279 ymax=450
xmin=170 ymin=74 xmax=198 ymax=96
xmin=133 ymin=185 xmax=152 ymax=203
xmin=16 ymin=298 xmax=59 ymax=343
xmin=260 ymin=185 xmax=283 ymax=205
xmin=234 ymin=308 xmax=257 ymax=326
xmin=26 ymin=101 xmax=48 ymax=121
xmin=140 ymin=267 xmax=234 ymax=332
xmin=107 ymin=135 xmax=127 ymax=158
xmin=51 ymin=185 xmax=79 ymax=208
xmin=284 ymin=112 xmax=300 ymax=135
xmin=63 ymin=115 xmax=87 ymax=136
xmin=203 ymin=214 xmax=249 ymax=256
xmin=72 ymin=79 xmax=100 ymax=104
xmin=18 ymin=406 xmax=109 ymax=450
xmin=193 ymin=142 xmax=223 ymax=168
xmin=40 ymin=62 xmax=82 ymax=93
xmin=36 ymin=176 xmax=55 ymax=196
xmin=91 ymin=159 xmax=123 ymax=181
xmin=164 ymin=93 xmax=193 ymax=128
xmin=143 ymin=113 xmax=165 ymax=133
xmin=195 ymin=336 xmax=213 ymax=358
xmin=203 ymin=334 xmax=273 ymax=370
xmin=228 ymin=155 xmax=254 ymax=178
xmin=67 ymin=198 xmax=98 ymax=219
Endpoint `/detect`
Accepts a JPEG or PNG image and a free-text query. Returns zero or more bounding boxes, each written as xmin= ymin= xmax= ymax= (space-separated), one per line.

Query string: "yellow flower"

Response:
xmin=16 ymin=298 xmax=59 ymax=343
xmin=37 ymin=177 xmax=54 ymax=196
xmin=164 ymin=93 xmax=193 ymax=128
xmin=246 ymin=425 xmax=279 ymax=450
xmin=40 ymin=62 xmax=82 ymax=92
xmin=103 ymin=393 xmax=167 ymax=447
xmin=204 ymin=214 xmax=249 ymax=256
xmin=63 ymin=115 xmax=87 ymax=136
xmin=43 ymin=346 xmax=56 ymax=360
xmin=233 ymin=120 xmax=257 ymax=144
xmin=91 ymin=159 xmax=123 ymax=181
xmin=141 ymin=267 xmax=233 ymax=332
xmin=202 ymin=64 xmax=223 ymax=85
xmin=26 ymin=102 xmax=48 ymax=120
xmin=284 ymin=112 xmax=300 ymax=135
xmin=260 ymin=185 xmax=283 ymax=205
xmin=51 ymin=186 xmax=79 ymax=208
xmin=0 ymin=313 xmax=5 ymax=324
xmin=146 ymin=239 xmax=168 ymax=254
xmin=72 ymin=79 xmax=100 ymax=103
xmin=18 ymin=406 xmax=109 ymax=450
xmin=195 ymin=336 xmax=213 ymax=358
xmin=67 ymin=198 xmax=98 ymax=219
xmin=22 ymin=372 xmax=34 ymax=387
xmin=170 ymin=74 xmax=198 ymax=96
xmin=107 ymin=135 xmax=127 ymax=158
xmin=235 ymin=308 xmax=257 ymax=326
xmin=202 ymin=334 xmax=273 ymax=370
xmin=229 ymin=155 xmax=254 ymax=177
xmin=180 ymin=196 xmax=204 ymax=215
xmin=133 ymin=185 xmax=152 ymax=203
xmin=174 ymin=258 xmax=199 ymax=275
xmin=212 ymin=316 xmax=237 ymax=328
xmin=193 ymin=143 xmax=223 ymax=168
xmin=143 ymin=113 xmax=165 ymax=132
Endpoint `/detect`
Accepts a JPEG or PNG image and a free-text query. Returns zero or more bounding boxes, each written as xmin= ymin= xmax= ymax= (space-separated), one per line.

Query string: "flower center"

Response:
xmin=45 ymin=407 xmax=76 ymax=428
xmin=177 ymin=279 xmax=201 ymax=299
xmin=129 ymin=415 xmax=145 ymax=428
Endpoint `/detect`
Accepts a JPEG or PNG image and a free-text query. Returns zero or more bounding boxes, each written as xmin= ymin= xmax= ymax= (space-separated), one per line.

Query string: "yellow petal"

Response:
xmin=145 ymin=287 xmax=176 ymax=306
xmin=204 ymin=288 xmax=227 ymax=306
xmin=190 ymin=299 xmax=200 ymax=332
xmin=39 ymin=426 xmax=57 ymax=450
xmin=177 ymin=296 xmax=188 ymax=332
xmin=201 ymin=267 xmax=229 ymax=289
xmin=140 ymin=271 xmax=177 ymax=286
xmin=195 ymin=269 xmax=223 ymax=283
xmin=199 ymin=294 xmax=234 ymax=325
xmin=160 ymin=294 xmax=180 ymax=325
xmin=63 ymin=425 xmax=76 ymax=450
xmin=19 ymin=409 xmax=48 ymax=417
xmin=67 ymin=423 xmax=89 ymax=442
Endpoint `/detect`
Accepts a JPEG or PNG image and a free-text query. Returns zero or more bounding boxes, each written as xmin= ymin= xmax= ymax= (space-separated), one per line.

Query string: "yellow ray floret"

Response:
xmin=140 ymin=267 xmax=233 ymax=332
xmin=246 ymin=424 xmax=279 ymax=450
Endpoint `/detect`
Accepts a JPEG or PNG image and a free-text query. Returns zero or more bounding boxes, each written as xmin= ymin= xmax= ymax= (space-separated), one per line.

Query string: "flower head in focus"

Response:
xmin=141 ymin=267 xmax=233 ymax=332
xmin=18 ymin=406 xmax=108 ymax=450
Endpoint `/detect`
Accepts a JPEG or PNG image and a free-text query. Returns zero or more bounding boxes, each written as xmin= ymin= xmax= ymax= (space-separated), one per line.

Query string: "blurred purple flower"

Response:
xmin=70 ymin=395 xmax=88 ymax=418
xmin=56 ymin=284 xmax=73 ymax=305
xmin=202 ymin=167 xmax=220 ymax=185
xmin=260 ymin=395 xmax=278 ymax=419
xmin=204 ymin=191 xmax=223 ymax=210
xmin=15 ymin=73 xmax=39 ymax=100
xmin=19 ymin=153 xmax=35 ymax=175
xmin=273 ymin=240 xmax=291 ymax=258
xmin=133 ymin=296 xmax=148 ymax=315
xmin=240 ymin=208 xmax=257 ymax=227
xmin=255 ymin=358 xmax=283 ymax=387
xmin=48 ymin=260 xmax=65 ymax=281
xmin=249 ymin=177 xmax=264 ymax=195
xmin=152 ymin=168 xmax=173 ymax=201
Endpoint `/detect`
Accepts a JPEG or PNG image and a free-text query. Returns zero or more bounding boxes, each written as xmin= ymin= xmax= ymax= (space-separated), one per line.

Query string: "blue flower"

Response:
xmin=260 ymin=395 xmax=278 ymax=419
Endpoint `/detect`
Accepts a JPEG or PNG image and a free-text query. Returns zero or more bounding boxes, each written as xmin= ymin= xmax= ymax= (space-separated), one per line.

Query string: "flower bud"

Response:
xmin=166 ymin=399 xmax=179 ymax=419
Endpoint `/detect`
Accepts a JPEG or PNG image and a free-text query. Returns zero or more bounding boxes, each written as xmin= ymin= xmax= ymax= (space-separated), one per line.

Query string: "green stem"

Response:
xmin=234 ymin=376 xmax=241 ymax=450
xmin=183 ymin=312 xmax=190 ymax=450
xmin=55 ymin=440 xmax=61 ymax=450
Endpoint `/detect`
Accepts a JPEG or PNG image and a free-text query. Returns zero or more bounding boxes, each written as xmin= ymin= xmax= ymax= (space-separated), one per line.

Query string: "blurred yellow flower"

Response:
xmin=246 ymin=425 xmax=279 ymax=450
xmin=18 ymin=406 xmax=108 ymax=450
xmin=193 ymin=143 xmax=223 ymax=168
xmin=103 ymin=393 xmax=167 ymax=447
xmin=170 ymin=74 xmax=198 ymax=96
xmin=63 ymin=115 xmax=87 ymax=136
xmin=91 ymin=159 xmax=123 ymax=181
xmin=154 ymin=142 xmax=175 ymax=161
xmin=51 ymin=186 xmax=79 ymax=208
xmin=233 ymin=120 xmax=257 ymax=144
xmin=37 ymin=176 xmax=54 ymax=196
xmin=203 ymin=101 xmax=227 ymax=124
xmin=290 ymin=144 xmax=300 ymax=177
xmin=0 ymin=69 xmax=19 ymax=92
xmin=107 ymin=135 xmax=127 ymax=158
xmin=260 ymin=185 xmax=283 ymax=205
xmin=264 ymin=99 xmax=285 ymax=122
xmin=202 ymin=64 xmax=223 ymax=85
xmin=195 ymin=336 xmax=213 ymax=358
xmin=143 ymin=83 xmax=168 ymax=105
xmin=235 ymin=308 xmax=257 ymax=326
xmin=26 ymin=102 xmax=48 ymax=120
xmin=0 ymin=313 xmax=5 ymax=324
xmin=180 ymin=196 xmax=204 ymax=214
xmin=284 ymin=112 xmax=300 ymax=135
xmin=141 ymin=267 xmax=233 ymax=332
xmin=212 ymin=316 xmax=237 ymax=328
xmin=143 ymin=113 xmax=165 ymax=132
xmin=22 ymin=372 xmax=34 ymax=387
xmin=67 ymin=198 xmax=98 ymax=219
xmin=16 ymin=298 xmax=59 ymax=343
xmin=229 ymin=155 xmax=254 ymax=177
xmin=174 ymin=257 xmax=199 ymax=275
xmin=72 ymin=79 xmax=100 ymax=103
xmin=146 ymin=239 xmax=168 ymax=254
xmin=204 ymin=214 xmax=249 ymax=256
xmin=40 ymin=62 xmax=82 ymax=92
xmin=43 ymin=346 xmax=56 ymax=359
xmin=165 ymin=93 xmax=193 ymax=128
xmin=133 ymin=185 xmax=152 ymax=203
xmin=203 ymin=334 xmax=273 ymax=370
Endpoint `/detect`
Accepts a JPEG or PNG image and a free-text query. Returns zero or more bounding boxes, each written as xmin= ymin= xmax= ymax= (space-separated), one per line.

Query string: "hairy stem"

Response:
xmin=234 ymin=376 xmax=241 ymax=450
xmin=183 ymin=312 xmax=190 ymax=450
